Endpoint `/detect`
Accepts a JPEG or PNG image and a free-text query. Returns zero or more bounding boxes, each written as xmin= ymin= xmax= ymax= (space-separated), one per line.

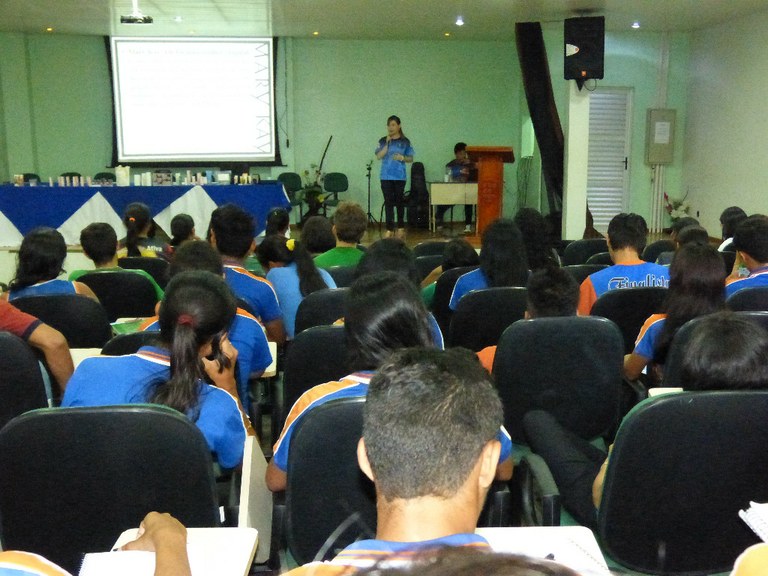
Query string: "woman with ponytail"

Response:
xmin=118 ymin=202 xmax=172 ymax=260
xmin=62 ymin=271 xmax=251 ymax=469
xmin=256 ymin=234 xmax=336 ymax=339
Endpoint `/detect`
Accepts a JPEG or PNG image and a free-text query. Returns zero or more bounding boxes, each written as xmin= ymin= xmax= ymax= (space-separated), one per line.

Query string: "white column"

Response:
xmin=562 ymin=82 xmax=590 ymax=239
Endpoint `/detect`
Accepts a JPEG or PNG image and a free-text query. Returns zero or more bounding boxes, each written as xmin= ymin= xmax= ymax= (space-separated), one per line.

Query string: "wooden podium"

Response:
xmin=466 ymin=146 xmax=515 ymax=236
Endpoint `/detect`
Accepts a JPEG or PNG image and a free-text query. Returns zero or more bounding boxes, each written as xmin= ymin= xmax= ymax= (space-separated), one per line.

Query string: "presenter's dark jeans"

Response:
xmin=523 ymin=410 xmax=605 ymax=529
xmin=381 ymin=179 xmax=405 ymax=231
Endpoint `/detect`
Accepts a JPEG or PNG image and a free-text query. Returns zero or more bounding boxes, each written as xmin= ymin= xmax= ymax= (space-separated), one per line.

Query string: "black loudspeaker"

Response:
xmin=564 ymin=16 xmax=605 ymax=82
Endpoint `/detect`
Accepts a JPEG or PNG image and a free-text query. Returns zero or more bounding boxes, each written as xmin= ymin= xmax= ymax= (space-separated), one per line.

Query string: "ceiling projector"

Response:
xmin=121 ymin=0 xmax=153 ymax=24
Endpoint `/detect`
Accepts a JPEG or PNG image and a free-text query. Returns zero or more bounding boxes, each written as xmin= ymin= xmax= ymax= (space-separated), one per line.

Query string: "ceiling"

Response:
xmin=1 ymin=0 xmax=767 ymax=40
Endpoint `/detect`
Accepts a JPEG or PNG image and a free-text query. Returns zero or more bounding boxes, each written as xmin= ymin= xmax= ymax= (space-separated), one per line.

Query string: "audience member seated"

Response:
xmin=300 ymin=215 xmax=336 ymax=256
xmin=68 ymin=222 xmax=164 ymax=300
xmin=62 ymin=271 xmax=252 ymax=469
xmin=256 ymin=235 xmax=335 ymax=340
xmin=117 ymin=202 xmax=172 ymax=261
xmin=0 ymin=511 xmax=192 ymax=576
xmin=625 ymin=243 xmax=725 ymax=383
xmin=524 ymin=311 xmax=768 ymax=529
xmin=476 ymin=266 xmax=579 ymax=372
xmin=725 ymin=214 xmax=768 ymax=298
xmin=265 ymin=272 xmax=513 ymax=492
xmin=314 ymin=201 xmax=368 ymax=269
xmin=514 ymin=207 xmax=560 ymax=271
xmin=0 ymin=299 xmax=72 ymax=392
xmin=3 ymin=227 xmax=98 ymax=303
xmin=282 ymin=347 xmax=511 ymax=575
xmin=208 ymin=203 xmax=285 ymax=344
xmin=140 ymin=240 xmax=272 ymax=407
xmin=577 ymin=213 xmax=670 ymax=315
xmin=255 ymin=207 xmax=291 ymax=247
xmin=719 ymin=206 xmax=748 ymax=252
xmin=169 ymin=213 xmax=197 ymax=250
xmin=654 ymin=216 xmax=701 ymax=265
xmin=420 ymin=238 xmax=479 ymax=308
xmin=449 ymin=218 xmax=529 ymax=311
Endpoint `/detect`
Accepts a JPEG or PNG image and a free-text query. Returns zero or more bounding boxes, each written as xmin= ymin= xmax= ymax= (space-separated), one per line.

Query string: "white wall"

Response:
xmin=685 ymin=9 xmax=768 ymax=234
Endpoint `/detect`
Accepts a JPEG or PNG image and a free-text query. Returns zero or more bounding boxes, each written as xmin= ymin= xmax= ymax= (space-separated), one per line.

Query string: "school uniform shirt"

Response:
xmin=448 ymin=268 xmax=488 ymax=311
xmin=266 ymin=262 xmax=336 ymax=339
xmin=0 ymin=300 xmax=42 ymax=340
xmin=140 ymin=308 xmax=271 ymax=407
xmin=7 ymin=279 xmax=82 ymax=301
xmin=272 ymin=372 xmax=513 ymax=473
xmin=376 ymin=137 xmax=415 ymax=182
xmin=578 ymin=260 xmax=670 ymax=315
xmin=117 ymin=237 xmax=172 ymax=261
xmin=282 ymin=533 xmax=490 ymax=576
xmin=633 ymin=313 xmax=667 ymax=360
xmin=0 ymin=551 xmax=71 ymax=576
xmin=69 ymin=266 xmax=164 ymax=300
xmin=725 ymin=266 xmax=768 ymax=298
xmin=61 ymin=346 xmax=246 ymax=469
xmin=223 ymin=265 xmax=282 ymax=327
xmin=313 ymin=247 xmax=365 ymax=269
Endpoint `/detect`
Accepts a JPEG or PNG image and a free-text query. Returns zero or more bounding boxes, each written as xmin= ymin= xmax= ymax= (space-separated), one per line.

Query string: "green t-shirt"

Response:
xmin=68 ymin=266 xmax=164 ymax=300
xmin=314 ymin=247 xmax=365 ymax=269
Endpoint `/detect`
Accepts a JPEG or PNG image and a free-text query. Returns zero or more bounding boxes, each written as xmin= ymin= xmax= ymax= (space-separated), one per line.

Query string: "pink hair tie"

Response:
xmin=128 ymin=216 xmax=136 ymax=222
xmin=177 ymin=314 xmax=196 ymax=327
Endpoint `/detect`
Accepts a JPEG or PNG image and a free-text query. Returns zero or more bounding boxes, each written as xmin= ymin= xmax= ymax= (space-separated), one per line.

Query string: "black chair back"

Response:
xmin=598 ymin=391 xmax=768 ymax=574
xmin=326 ymin=265 xmax=357 ymax=288
xmin=727 ymin=286 xmax=768 ymax=311
xmin=285 ymin=397 xmax=375 ymax=565
xmin=117 ymin=257 xmax=170 ymax=289
xmin=562 ymin=238 xmax=608 ymax=265
xmin=448 ymin=287 xmax=528 ymax=351
xmin=432 ymin=266 xmax=477 ymax=334
xmin=278 ymin=172 xmax=302 ymax=194
xmin=590 ymin=287 xmax=668 ymax=354
xmin=562 ymin=264 xmax=607 ymax=285
xmin=101 ymin=331 xmax=161 ymax=356
xmin=294 ymin=288 xmax=348 ymax=335
xmin=77 ymin=271 xmax=159 ymax=322
xmin=412 ymin=240 xmax=448 ymax=258
xmin=492 ymin=316 xmax=623 ymax=443
xmin=642 ymin=239 xmax=675 ymax=263
xmin=720 ymin=250 xmax=737 ymax=275
xmin=585 ymin=251 xmax=613 ymax=265
xmin=415 ymin=254 xmax=443 ymax=282
xmin=663 ymin=311 xmax=768 ymax=387
xmin=12 ymin=294 xmax=112 ymax=348
xmin=0 ymin=405 xmax=219 ymax=573
xmin=0 ymin=333 xmax=48 ymax=430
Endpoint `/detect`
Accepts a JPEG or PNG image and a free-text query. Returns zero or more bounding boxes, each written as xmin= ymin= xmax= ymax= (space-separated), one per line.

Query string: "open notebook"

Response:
xmin=739 ymin=501 xmax=768 ymax=543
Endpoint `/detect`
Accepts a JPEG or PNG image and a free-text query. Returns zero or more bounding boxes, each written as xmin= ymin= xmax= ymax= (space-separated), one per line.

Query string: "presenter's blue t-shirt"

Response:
xmin=376 ymin=137 xmax=414 ymax=181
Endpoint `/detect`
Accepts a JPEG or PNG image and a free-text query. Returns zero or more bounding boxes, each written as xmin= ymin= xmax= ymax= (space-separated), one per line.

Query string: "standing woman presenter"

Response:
xmin=375 ymin=115 xmax=414 ymax=239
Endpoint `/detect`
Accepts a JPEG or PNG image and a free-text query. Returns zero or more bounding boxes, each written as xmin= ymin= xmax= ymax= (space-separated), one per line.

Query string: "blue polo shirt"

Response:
xmin=376 ymin=137 xmax=414 ymax=181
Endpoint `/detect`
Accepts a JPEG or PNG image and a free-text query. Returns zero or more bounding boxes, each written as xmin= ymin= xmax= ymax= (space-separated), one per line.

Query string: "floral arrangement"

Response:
xmin=302 ymin=164 xmax=323 ymax=188
xmin=664 ymin=191 xmax=691 ymax=221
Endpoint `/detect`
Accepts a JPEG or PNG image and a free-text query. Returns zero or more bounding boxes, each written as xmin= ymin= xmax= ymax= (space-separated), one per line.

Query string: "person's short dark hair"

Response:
xmin=732 ymin=214 xmax=768 ymax=263
xmin=676 ymin=225 xmax=709 ymax=247
xmin=681 ymin=311 xmax=768 ymax=391
xmin=480 ymin=218 xmax=529 ymax=288
xmin=332 ymin=202 xmax=368 ymax=244
xmin=355 ymin=238 xmax=419 ymax=286
xmin=720 ymin=206 xmax=748 ymax=240
xmin=170 ymin=214 xmax=195 ymax=247
xmin=208 ymin=203 xmax=255 ymax=259
xmin=670 ymin=216 xmax=699 ymax=241
xmin=170 ymin=240 xmax=223 ymax=277
xmin=10 ymin=227 xmax=67 ymax=290
xmin=300 ymin=216 xmax=336 ymax=255
xmin=80 ymin=222 xmax=117 ymax=266
xmin=442 ymin=239 xmax=479 ymax=271
xmin=526 ymin=267 xmax=579 ymax=318
xmin=453 ymin=142 xmax=467 ymax=155
xmin=346 ymin=272 xmax=433 ymax=370
xmin=364 ymin=347 xmax=503 ymax=501
xmin=265 ymin=207 xmax=290 ymax=237
xmin=607 ymin=213 xmax=648 ymax=254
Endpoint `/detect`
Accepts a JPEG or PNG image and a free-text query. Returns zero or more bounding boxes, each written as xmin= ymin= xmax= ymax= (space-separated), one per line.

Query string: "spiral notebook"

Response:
xmin=739 ymin=502 xmax=768 ymax=542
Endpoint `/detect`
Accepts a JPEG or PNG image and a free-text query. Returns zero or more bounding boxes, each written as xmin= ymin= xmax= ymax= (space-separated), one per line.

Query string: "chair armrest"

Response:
xmin=515 ymin=453 xmax=561 ymax=526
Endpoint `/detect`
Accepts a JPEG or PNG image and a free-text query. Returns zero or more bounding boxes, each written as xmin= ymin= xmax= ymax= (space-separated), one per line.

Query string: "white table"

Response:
xmin=428 ymin=182 xmax=478 ymax=233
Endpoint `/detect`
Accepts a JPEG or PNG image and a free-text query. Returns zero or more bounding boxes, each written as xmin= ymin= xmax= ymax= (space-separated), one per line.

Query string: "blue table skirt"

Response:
xmin=0 ymin=183 xmax=289 ymax=246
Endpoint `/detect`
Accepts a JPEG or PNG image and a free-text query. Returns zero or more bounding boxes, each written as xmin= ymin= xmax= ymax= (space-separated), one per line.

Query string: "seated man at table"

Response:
xmin=283 ymin=347 xmax=506 ymax=575
xmin=314 ymin=201 xmax=367 ymax=269
xmin=725 ymin=214 xmax=768 ymax=298
xmin=577 ymin=213 xmax=670 ymax=315
xmin=435 ymin=142 xmax=476 ymax=235
xmin=208 ymin=203 xmax=286 ymax=344
xmin=69 ymin=222 xmax=164 ymax=300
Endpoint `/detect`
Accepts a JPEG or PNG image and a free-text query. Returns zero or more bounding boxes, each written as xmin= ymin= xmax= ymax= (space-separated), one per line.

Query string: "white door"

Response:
xmin=587 ymin=88 xmax=632 ymax=233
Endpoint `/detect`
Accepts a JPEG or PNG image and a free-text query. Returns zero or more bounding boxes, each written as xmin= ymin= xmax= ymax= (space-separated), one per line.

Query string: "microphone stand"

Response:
xmin=365 ymin=161 xmax=378 ymax=226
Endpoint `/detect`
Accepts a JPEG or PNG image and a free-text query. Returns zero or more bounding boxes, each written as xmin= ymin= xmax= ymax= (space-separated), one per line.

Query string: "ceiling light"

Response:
xmin=455 ymin=16 xmax=464 ymax=26
xmin=631 ymin=21 xmax=640 ymax=29
xmin=444 ymin=32 xmax=451 ymax=37
xmin=174 ymin=16 xmax=183 ymax=23
xmin=45 ymin=26 xmax=54 ymax=32
xmin=313 ymin=31 xmax=319 ymax=36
